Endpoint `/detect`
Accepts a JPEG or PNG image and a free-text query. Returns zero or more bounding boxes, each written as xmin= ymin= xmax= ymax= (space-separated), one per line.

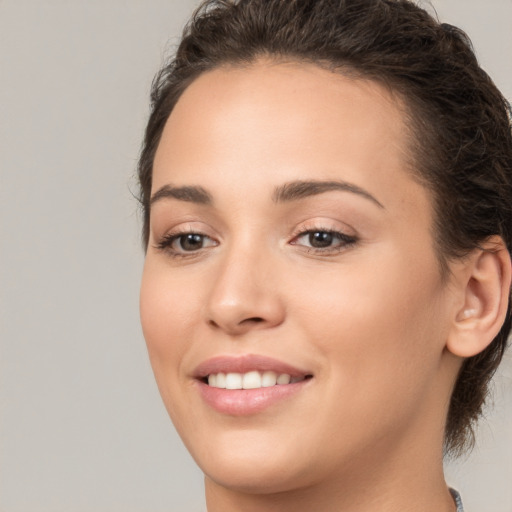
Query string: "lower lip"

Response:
xmin=196 ymin=380 xmax=310 ymax=416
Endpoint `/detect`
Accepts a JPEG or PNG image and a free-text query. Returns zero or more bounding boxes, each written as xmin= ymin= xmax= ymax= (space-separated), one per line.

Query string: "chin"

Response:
xmin=185 ymin=427 xmax=317 ymax=494
xmin=203 ymin=457 xmax=310 ymax=495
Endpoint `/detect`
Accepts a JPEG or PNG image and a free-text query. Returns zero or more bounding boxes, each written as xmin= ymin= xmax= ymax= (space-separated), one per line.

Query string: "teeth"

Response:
xmin=277 ymin=373 xmax=291 ymax=385
xmin=216 ymin=372 xmax=226 ymax=388
xmin=242 ymin=371 xmax=261 ymax=389
xmin=207 ymin=371 xmax=305 ymax=389
xmin=261 ymin=371 xmax=277 ymax=387
xmin=225 ymin=373 xmax=243 ymax=389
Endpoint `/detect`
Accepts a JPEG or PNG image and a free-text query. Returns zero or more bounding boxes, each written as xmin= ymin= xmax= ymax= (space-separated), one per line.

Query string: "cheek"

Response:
xmin=284 ymin=259 xmax=448 ymax=462
xmin=294 ymin=251 xmax=447 ymax=397
xmin=139 ymin=262 xmax=207 ymax=432
xmin=139 ymin=262 xmax=197 ymax=381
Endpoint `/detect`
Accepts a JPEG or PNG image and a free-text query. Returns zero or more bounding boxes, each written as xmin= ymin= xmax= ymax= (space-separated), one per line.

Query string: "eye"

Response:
xmin=175 ymin=233 xmax=210 ymax=251
xmin=156 ymin=231 xmax=218 ymax=255
xmin=305 ymin=231 xmax=336 ymax=248
xmin=292 ymin=229 xmax=357 ymax=253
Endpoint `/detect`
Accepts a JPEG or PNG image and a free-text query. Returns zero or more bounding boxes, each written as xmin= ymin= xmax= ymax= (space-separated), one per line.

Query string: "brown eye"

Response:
xmin=177 ymin=233 xmax=206 ymax=251
xmin=156 ymin=231 xmax=218 ymax=256
xmin=292 ymin=229 xmax=357 ymax=253
xmin=309 ymin=231 xmax=334 ymax=248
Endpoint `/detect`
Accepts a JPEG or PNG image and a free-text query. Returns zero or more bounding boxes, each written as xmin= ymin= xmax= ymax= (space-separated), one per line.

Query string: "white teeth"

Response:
xmin=261 ymin=371 xmax=277 ymax=387
xmin=225 ymin=373 xmax=243 ymax=389
xmin=242 ymin=371 xmax=261 ymax=389
xmin=215 ymin=372 xmax=226 ymax=388
xmin=277 ymin=373 xmax=291 ymax=385
xmin=206 ymin=371 xmax=303 ymax=389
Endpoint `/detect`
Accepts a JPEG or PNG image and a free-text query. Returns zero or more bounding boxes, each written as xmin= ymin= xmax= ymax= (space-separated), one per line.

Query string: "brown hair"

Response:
xmin=138 ymin=0 xmax=512 ymax=455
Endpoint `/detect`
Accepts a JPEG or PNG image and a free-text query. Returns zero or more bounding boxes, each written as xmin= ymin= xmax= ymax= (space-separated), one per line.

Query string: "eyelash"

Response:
xmin=155 ymin=230 xmax=217 ymax=258
xmin=290 ymin=227 xmax=358 ymax=255
xmin=154 ymin=227 xmax=358 ymax=258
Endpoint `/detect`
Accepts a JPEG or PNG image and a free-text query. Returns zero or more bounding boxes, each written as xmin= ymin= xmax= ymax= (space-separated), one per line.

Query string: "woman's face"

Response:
xmin=140 ymin=61 xmax=458 ymax=493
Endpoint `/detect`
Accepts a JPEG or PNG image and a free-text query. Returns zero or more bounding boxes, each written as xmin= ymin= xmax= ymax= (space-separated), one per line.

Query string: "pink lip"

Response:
xmin=193 ymin=354 xmax=313 ymax=416
xmin=193 ymin=354 xmax=310 ymax=379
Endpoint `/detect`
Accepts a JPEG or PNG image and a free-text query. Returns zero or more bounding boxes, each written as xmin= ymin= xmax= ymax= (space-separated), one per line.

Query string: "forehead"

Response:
xmin=153 ymin=60 xmax=426 ymax=215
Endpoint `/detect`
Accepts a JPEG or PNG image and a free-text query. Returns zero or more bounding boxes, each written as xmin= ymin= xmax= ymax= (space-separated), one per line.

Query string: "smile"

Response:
xmin=207 ymin=371 xmax=310 ymax=389
xmin=194 ymin=355 xmax=313 ymax=415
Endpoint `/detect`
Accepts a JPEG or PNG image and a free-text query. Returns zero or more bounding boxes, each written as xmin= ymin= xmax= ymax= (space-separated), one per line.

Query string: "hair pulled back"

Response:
xmin=138 ymin=0 xmax=512 ymax=456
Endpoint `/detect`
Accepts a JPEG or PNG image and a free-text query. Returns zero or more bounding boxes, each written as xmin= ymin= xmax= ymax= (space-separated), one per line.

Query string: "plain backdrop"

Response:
xmin=1 ymin=1 xmax=511 ymax=511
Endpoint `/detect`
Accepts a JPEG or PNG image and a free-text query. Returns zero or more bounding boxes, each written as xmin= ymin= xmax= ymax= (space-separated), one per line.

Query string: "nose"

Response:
xmin=203 ymin=246 xmax=286 ymax=336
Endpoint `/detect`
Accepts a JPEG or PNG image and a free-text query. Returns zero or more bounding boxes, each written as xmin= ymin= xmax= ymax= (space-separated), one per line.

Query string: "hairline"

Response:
xmin=143 ymin=54 xmax=454 ymax=279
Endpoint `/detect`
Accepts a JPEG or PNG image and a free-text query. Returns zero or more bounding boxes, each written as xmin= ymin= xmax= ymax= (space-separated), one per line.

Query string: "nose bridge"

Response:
xmin=203 ymin=234 xmax=284 ymax=334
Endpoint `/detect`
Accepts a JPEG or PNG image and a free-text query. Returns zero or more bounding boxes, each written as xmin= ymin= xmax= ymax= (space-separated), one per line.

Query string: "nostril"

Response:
xmin=242 ymin=317 xmax=264 ymax=324
xmin=207 ymin=315 xmax=271 ymax=335
xmin=208 ymin=319 xmax=220 ymax=329
xmin=206 ymin=317 xmax=264 ymax=330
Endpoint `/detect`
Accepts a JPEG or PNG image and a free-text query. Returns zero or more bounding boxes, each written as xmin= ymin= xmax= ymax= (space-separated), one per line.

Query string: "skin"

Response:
xmin=140 ymin=60 xmax=478 ymax=511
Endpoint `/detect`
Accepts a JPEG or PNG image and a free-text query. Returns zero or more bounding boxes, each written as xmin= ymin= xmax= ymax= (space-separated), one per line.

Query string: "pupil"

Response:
xmin=181 ymin=234 xmax=203 ymax=251
xmin=309 ymin=231 xmax=333 ymax=248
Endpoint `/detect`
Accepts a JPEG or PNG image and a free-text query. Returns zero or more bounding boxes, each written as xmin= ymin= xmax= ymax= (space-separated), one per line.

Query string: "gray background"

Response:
xmin=0 ymin=1 xmax=510 ymax=511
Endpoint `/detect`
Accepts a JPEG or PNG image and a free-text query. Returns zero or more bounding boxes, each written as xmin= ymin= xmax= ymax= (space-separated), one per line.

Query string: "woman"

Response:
xmin=138 ymin=1 xmax=512 ymax=510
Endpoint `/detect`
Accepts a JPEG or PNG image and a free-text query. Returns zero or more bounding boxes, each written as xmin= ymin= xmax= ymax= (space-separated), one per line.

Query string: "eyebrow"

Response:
xmin=272 ymin=180 xmax=384 ymax=208
xmin=150 ymin=184 xmax=213 ymax=206
xmin=149 ymin=179 xmax=384 ymax=209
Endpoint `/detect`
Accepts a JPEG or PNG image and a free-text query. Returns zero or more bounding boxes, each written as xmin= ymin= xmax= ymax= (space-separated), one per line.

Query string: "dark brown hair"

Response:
xmin=138 ymin=0 xmax=512 ymax=455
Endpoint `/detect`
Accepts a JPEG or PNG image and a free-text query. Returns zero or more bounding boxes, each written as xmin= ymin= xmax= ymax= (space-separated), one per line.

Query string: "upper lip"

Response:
xmin=193 ymin=354 xmax=312 ymax=379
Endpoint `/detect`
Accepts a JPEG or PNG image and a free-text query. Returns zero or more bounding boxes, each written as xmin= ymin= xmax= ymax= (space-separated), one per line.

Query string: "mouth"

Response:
xmin=193 ymin=355 xmax=314 ymax=415
xmin=202 ymin=371 xmax=312 ymax=389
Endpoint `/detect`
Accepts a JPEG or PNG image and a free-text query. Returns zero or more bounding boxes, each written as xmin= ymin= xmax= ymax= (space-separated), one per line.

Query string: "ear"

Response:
xmin=447 ymin=236 xmax=511 ymax=358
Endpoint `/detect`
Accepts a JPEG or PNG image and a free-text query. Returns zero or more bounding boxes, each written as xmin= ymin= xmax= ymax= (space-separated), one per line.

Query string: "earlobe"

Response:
xmin=447 ymin=236 xmax=512 ymax=358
